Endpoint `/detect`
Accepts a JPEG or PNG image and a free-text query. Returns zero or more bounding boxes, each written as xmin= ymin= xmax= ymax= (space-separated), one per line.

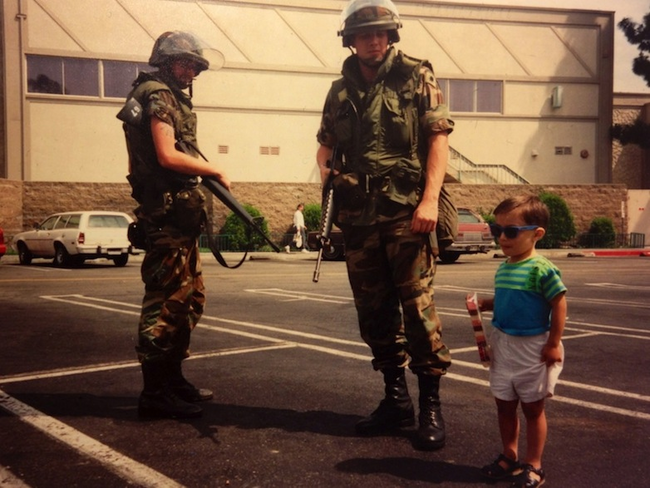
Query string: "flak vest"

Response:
xmin=328 ymin=49 xmax=458 ymax=248
xmin=122 ymin=72 xmax=199 ymax=207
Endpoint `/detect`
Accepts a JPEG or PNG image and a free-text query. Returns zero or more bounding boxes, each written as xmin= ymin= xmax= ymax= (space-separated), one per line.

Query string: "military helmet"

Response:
xmin=338 ymin=0 xmax=402 ymax=48
xmin=149 ymin=31 xmax=217 ymax=72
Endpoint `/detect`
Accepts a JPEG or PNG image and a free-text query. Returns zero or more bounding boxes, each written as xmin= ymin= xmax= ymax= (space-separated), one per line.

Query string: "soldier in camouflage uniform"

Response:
xmin=316 ymin=0 xmax=455 ymax=450
xmin=119 ymin=31 xmax=231 ymax=419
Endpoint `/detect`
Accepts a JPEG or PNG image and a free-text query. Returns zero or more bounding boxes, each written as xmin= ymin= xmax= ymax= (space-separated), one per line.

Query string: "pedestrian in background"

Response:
xmin=316 ymin=0 xmax=454 ymax=451
xmin=478 ymin=195 xmax=567 ymax=488
xmin=119 ymin=31 xmax=230 ymax=419
xmin=285 ymin=203 xmax=309 ymax=253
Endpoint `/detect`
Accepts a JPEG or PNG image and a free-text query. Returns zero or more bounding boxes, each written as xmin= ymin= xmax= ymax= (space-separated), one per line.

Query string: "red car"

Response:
xmin=438 ymin=208 xmax=496 ymax=263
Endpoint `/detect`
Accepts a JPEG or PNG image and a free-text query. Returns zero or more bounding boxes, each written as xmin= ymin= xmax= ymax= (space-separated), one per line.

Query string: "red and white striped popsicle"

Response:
xmin=465 ymin=292 xmax=491 ymax=368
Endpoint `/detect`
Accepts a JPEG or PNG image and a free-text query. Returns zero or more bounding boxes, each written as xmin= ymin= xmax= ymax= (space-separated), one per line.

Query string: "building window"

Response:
xmin=104 ymin=61 xmax=150 ymax=98
xmin=445 ymin=79 xmax=503 ymax=113
xmin=476 ymin=81 xmax=502 ymax=113
xmin=449 ymin=80 xmax=474 ymax=112
xmin=27 ymin=55 xmax=98 ymax=96
xmin=27 ymin=55 xmax=150 ymax=98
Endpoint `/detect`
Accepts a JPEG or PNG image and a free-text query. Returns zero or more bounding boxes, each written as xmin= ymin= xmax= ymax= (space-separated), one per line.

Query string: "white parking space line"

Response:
xmin=0 ymin=466 xmax=30 ymax=487
xmin=0 ymin=344 xmax=297 ymax=386
xmin=245 ymin=288 xmax=352 ymax=304
xmin=0 ymin=390 xmax=185 ymax=488
xmin=34 ymin=295 xmax=650 ymax=418
xmin=586 ymin=283 xmax=650 ymax=292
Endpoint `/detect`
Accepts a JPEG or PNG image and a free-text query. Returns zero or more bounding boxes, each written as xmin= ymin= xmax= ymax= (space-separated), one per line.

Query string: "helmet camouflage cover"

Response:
xmin=149 ymin=31 xmax=223 ymax=72
xmin=338 ymin=0 xmax=402 ymax=47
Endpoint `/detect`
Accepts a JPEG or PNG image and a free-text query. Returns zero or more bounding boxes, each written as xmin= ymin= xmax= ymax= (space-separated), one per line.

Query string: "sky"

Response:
xmin=440 ymin=0 xmax=650 ymax=93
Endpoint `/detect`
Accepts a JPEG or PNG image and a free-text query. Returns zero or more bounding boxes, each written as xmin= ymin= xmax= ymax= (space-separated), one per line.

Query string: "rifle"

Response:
xmin=313 ymin=145 xmax=338 ymax=283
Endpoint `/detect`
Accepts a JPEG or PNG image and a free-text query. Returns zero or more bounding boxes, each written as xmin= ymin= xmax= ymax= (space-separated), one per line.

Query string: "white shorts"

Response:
xmin=487 ymin=326 xmax=564 ymax=403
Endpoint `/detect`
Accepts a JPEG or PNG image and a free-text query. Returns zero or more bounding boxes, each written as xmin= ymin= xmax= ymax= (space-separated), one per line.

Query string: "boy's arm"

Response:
xmin=542 ymin=291 xmax=567 ymax=366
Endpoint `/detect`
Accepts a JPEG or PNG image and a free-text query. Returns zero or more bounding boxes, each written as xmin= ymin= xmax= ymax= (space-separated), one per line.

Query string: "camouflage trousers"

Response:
xmin=342 ymin=217 xmax=452 ymax=375
xmin=136 ymin=229 xmax=205 ymax=364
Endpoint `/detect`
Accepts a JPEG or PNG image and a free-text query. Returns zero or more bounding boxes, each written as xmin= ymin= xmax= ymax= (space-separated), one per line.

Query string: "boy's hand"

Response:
xmin=541 ymin=343 xmax=562 ymax=366
xmin=478 ymin=297 xmax=494 ymax=312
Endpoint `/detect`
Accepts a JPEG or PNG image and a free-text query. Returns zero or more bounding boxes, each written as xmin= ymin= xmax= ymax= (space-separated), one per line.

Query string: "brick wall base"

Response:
xmin=0 ymin=180 xmax=628 ymax=243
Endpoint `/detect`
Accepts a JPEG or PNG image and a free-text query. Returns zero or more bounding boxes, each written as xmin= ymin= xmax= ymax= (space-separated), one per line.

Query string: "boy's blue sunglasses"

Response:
xmin=489 ymin=224 xmax=539 ymax=239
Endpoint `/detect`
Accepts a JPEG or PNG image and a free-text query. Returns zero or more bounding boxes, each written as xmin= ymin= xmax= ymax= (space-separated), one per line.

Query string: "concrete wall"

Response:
xmin=0 ymin=181 xmax=628 ymax=246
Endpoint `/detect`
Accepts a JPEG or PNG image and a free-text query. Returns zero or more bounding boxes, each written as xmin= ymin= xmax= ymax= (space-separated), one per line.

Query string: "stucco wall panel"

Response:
xmin=492 ymin=24 xmax=594 ymax=79
xmin=29 ymin=102 xmax=128 ymax=182
xmin=198 ymin=111 xmax=321 ymax=183
xmin=420 ymin=20 xmax=528 ymax=77
xmin=505 ymin=82 xmax=598 ymax=117
xmin=27 ymin=0 xmax=83 ymax=52
xmin=31 ymin=0 xmax=148 ymax=54
xmin=451 ymin=118 xmax=596 ymax=184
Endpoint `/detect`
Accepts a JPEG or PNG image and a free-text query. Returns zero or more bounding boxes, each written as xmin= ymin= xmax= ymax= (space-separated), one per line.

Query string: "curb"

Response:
xmin=566 ymin=249 xmax=650 ymax=258
xmin=492 ymin=249 xmax=650 ymax=260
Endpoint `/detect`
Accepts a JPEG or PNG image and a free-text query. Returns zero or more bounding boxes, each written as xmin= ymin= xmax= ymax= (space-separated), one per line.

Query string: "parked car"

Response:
xmin=12 ymin=211 xmax=138 ymax=267
xmin=438 ymin=207 xmax=496 ymax=263
xmin=0 ymin=227 xmax=6 ymax=260
xmin=307 ymin=207 xmax=495 ymax=263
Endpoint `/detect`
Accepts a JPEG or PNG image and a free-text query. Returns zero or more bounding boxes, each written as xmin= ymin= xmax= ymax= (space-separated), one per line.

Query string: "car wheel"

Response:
xmin=323 ymin=244 xmax=344 ymax=261
xmin=439 ymin=250 xmax=460 ymax=264
xmin=113 ymin=254 xmax=129 ymax=267
xmin=53 ymin=244 xmax=72 ymax=267
xmin=17 ymin=242 xmax=32 ymax=265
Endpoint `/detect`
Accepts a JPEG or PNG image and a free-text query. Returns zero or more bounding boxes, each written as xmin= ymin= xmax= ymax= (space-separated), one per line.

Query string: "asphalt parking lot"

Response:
xmin=0 ymin=250 xmax=649 ymax=487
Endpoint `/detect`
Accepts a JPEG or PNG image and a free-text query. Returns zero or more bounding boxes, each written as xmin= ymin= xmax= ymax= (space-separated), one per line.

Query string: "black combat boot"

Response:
xmin=415 ymin=373 xmax=446 ymax=450
xmin=355 ymin=367 xmax=415 ymax=436
xmin=138 ymin=361 xmax=203 ymax=419
xmin=168 ymin=361 xmax=213 ymax=403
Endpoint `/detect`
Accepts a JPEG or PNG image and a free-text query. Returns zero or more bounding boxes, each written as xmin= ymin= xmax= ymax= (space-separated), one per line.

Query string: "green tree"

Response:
xmin=219 ymin=204 xmax=272 ymax=251
xmin=538 ymin=192 xmax=576 ymax=249
xmin=611 ymin=10 xmax=650 ymax=148
xmin=579 ymin=217 xmax=616 ymax=248
xmin=303 ymin=203 xmax=322 ymax=231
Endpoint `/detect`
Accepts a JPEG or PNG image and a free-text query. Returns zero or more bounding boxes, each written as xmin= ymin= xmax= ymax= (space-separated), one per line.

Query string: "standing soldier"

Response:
xmin=119 ymin=31 xmax=231 ymax=419
xmin=316 ymin=0 xmax=455 ymax=450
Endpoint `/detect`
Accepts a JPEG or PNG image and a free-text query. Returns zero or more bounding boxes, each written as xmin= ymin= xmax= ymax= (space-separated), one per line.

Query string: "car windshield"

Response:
xmin=88 ymin=215 xmax=130 ymax=228
xmin=458 ymin=210 xmax=482 ymax=224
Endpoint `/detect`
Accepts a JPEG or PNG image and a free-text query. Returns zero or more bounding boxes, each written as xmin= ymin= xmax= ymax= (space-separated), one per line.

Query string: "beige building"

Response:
xmin=1 ymin=0 xmax=616 ymax=187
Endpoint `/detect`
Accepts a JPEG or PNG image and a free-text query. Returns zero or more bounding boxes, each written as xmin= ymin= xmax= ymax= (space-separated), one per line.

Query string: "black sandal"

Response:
xmin=480 ymin=454 xmax=522 ymax=480
xmin=511 ymin=463 xmax=545 ymax=488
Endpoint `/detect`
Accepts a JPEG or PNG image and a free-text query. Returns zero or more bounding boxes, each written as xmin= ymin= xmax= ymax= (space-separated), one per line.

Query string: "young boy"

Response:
xmin=478 ymin=195 xmax=567 ymax=488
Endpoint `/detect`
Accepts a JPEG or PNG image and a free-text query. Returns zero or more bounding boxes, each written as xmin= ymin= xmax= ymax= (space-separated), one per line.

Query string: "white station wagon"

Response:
xmin=12 ymin=211 xmax=139 ymax=267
